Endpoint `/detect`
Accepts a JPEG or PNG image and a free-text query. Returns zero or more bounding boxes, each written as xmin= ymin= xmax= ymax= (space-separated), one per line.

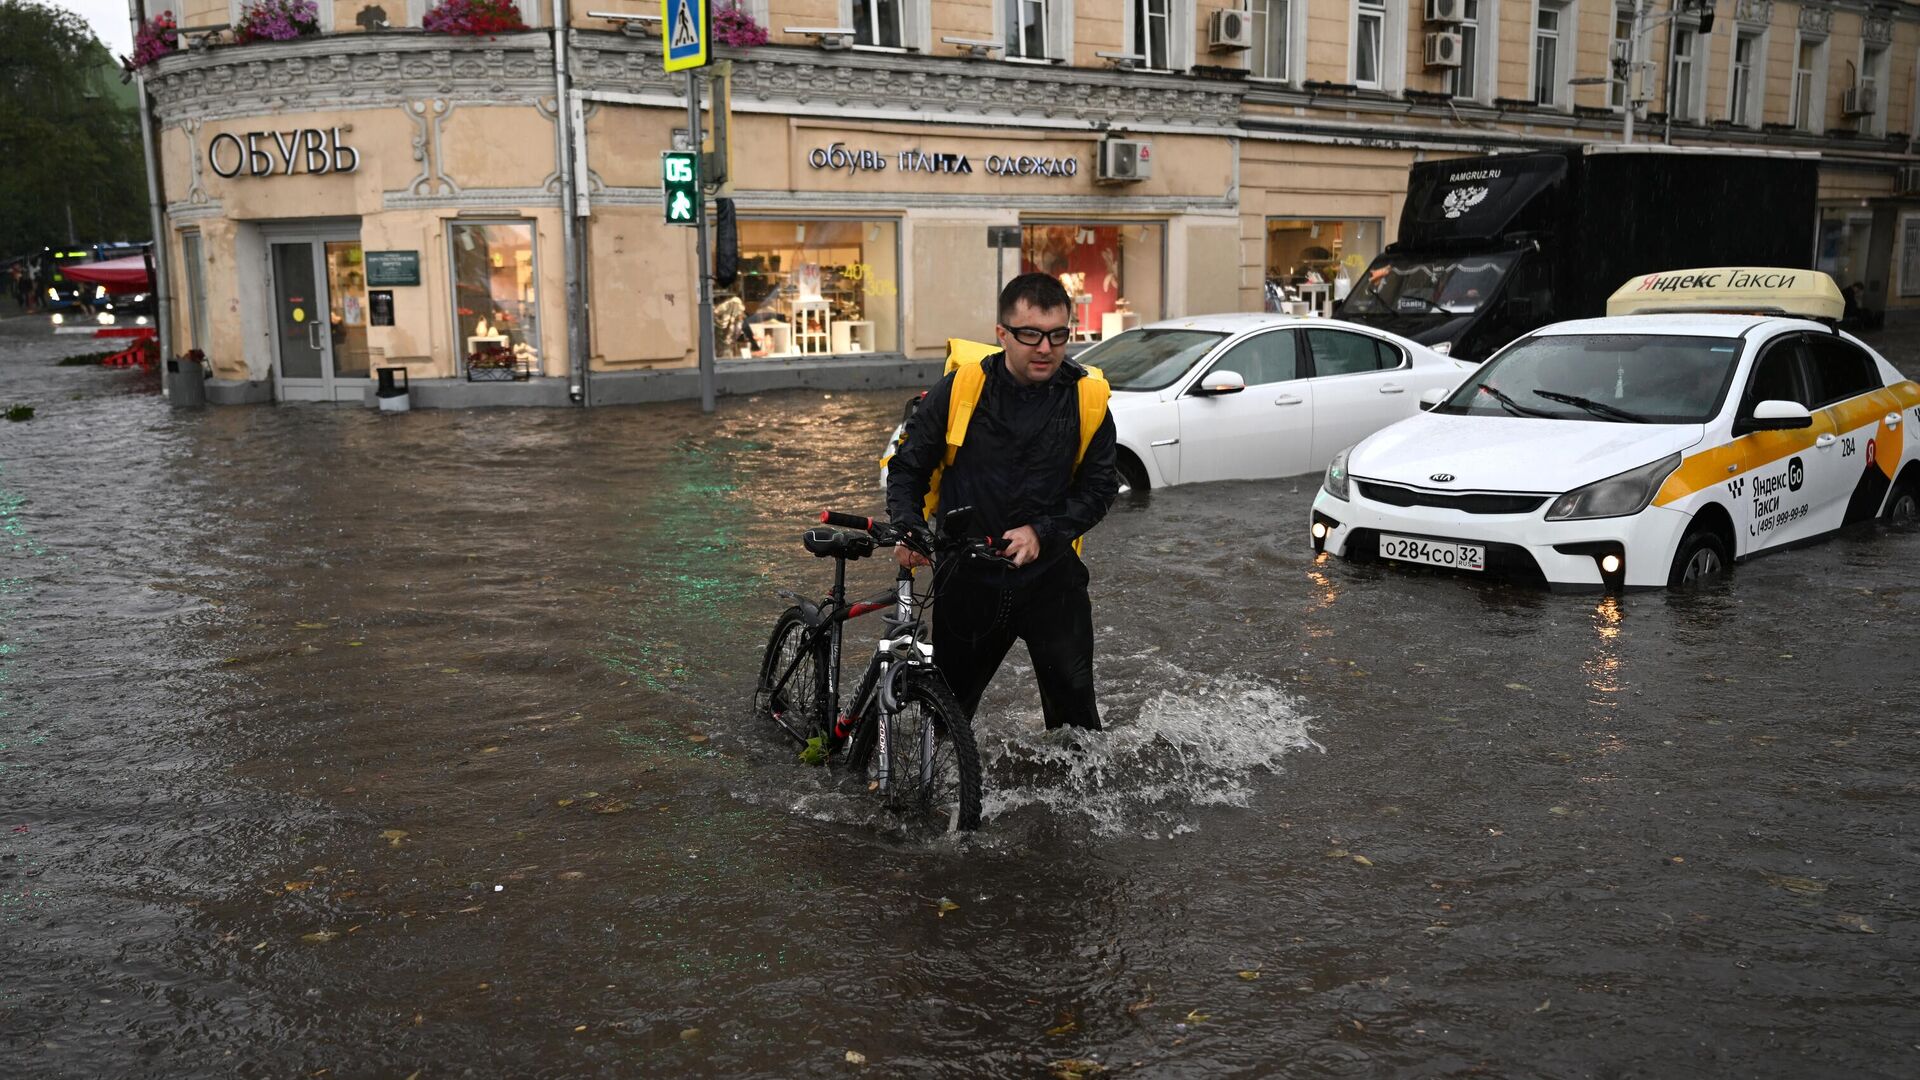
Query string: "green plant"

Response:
xmin=5 ymin=404 xmax=36 ymax=421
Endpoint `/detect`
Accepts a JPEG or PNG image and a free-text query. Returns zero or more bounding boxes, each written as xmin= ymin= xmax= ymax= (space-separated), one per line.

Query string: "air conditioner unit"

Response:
xmin=1208 ymin=8 xmax=1252 ymax=51
xmin=1096 ymin=139 xmax=1152 ymax=183
xmin=1842 ymin=86 xmax=1878 ymax=117
xmin=1899 ymin=164 xmax=1920 ymax=194
xmin=1425 ymin=0 xmax=1465 ymax=23
xmin=1424 ymin=29 xmax=1463 ymax=69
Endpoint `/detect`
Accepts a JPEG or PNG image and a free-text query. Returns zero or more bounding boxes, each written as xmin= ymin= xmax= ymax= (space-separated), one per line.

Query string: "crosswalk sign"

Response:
xmin=662 ymin=0 xmax=709 ymax=72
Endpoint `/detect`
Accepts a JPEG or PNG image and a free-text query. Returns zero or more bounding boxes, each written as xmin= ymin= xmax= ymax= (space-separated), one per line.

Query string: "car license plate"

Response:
xmin=1378 ymin=533 xmax=1485 ymax=571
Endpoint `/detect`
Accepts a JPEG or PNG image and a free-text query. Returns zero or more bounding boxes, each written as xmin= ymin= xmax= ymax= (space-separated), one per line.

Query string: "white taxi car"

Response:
xmin=1309 ymin=268 xmax=1920 ymax=591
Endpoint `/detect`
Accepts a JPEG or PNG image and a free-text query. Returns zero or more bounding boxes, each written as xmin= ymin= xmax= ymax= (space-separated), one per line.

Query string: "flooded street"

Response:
xmin=4 ymin=316 xmax=1919 ymax=1079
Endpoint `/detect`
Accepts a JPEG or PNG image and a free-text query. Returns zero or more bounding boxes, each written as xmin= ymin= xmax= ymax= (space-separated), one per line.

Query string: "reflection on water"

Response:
xmin=5 ymin=322 xmax=1920 ymax=1078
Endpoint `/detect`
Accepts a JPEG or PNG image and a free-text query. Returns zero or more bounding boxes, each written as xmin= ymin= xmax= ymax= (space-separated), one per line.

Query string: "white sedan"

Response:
xmin=1090 ymin=315 xmax=1477 ymax=491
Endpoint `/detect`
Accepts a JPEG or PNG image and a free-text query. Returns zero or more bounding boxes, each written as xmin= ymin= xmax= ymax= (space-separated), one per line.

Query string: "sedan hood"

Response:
xmin=1348 ymin=413 xmax=1707 ymax=493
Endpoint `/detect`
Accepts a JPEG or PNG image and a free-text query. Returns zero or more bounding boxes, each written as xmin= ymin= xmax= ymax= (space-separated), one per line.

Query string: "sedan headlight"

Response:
xmin=1323 ymin=446 xmax=1353 ymax=501
xmin=1546 ymin=453 xmax=1683 ymax=521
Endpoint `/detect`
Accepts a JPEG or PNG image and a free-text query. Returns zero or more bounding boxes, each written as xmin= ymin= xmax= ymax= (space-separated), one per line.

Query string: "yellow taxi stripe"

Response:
xmin=1655 ymin=380 xmax=1920 ymax=506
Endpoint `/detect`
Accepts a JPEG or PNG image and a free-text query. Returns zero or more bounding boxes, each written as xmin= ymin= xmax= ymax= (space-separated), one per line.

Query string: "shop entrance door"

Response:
xmin=268 ymin=232 xmax=370 ymax=402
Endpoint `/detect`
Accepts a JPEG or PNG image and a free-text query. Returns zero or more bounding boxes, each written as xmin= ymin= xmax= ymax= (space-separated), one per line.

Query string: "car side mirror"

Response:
xmin=1733 ymin=399 xmax=1814 ymax=435
xmin=1418 ymin=386 xmax=1449 ymax=412
xmin=1193 ymin=370 xmax=1247 ymax=396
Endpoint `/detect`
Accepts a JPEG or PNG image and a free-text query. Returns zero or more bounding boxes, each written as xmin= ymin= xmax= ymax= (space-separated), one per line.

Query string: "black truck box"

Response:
xmin=1336 ymin=146 xmax=1820 ymax=362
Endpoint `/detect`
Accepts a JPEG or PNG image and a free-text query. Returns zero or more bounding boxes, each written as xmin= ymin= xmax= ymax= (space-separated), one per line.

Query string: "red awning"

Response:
xmin=61 ymin=255 xmax=151 ymax=294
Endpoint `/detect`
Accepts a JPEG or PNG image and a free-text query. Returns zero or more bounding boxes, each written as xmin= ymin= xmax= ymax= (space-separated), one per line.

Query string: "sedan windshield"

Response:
xmin=1437 ymin=334 xmax=1741 ymax=424
xmin=1079 ymin=328 xmax=1228 ymax=392
xmin=1341 ymin=254 xmax=1517 ymax=317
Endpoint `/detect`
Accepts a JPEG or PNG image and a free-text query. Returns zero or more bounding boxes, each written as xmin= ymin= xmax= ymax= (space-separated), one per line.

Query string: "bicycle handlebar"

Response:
xmin=818 ymin=506 xmax=1013 ymax=567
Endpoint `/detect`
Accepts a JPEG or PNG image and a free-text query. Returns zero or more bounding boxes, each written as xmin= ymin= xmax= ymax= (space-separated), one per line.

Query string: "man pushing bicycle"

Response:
xmin=884 ymin=273 xmax=1120 ymax=732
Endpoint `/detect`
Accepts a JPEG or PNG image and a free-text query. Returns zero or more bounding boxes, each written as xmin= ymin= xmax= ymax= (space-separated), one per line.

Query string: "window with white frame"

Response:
xmin=1860 ymin=43 xmax=1889 ymax=135
xmin=1134 ymin=0 xmax=1173 ymax=70
xmin=1610 ymin=5 xmax=1633 ymax=109
xmin=1668 ymin=23 xmax=1700 ymax=122
xmin=1355 ymin=0 xmax=1386 ymax=89
xmin=1533 ymin=3 xmax=1565 ymax=108
xmin=1729 ymin=30 xmax=1761 ymax=127
xmin=1250 ymin=0 xmax=1295 ymax=82
xmin=854 ymin=0 xmax=904 ymax=47
xmin=1793 ymin=35 xmax=1826 ymax=131
xmin=1450 ymin=0 xmax=1484 ymax=100
xmin=1006 ymin=0 xmax=1049 ymax=58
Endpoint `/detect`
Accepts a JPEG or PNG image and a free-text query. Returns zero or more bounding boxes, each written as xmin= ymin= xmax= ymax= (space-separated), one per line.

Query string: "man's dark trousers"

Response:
xmin=932 ymin=555 xmax=1101 ymax=731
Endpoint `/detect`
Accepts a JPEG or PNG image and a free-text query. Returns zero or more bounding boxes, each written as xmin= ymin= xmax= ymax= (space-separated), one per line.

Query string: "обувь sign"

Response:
xmin=208 ymin=128 xmax=360 ymax=178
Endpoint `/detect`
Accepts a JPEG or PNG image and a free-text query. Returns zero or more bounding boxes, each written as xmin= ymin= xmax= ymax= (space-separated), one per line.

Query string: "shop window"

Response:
xmin=180 ymin=230 xmax=210 ymax=354
xmin=1902 ymin=218 xmax=1920 ymax=298
xmin=1020 ymin=223 xmax=1164 ymax=343
xmin=717 ymin=219 xmax=899 ymax=358
xmin=449 ymin=221 xmax=540 ymax=372
xmin=1264 ymin=218 xmax=1383 ymax=308
xmin=1815 ymin=209 xmax=1871 ymax=291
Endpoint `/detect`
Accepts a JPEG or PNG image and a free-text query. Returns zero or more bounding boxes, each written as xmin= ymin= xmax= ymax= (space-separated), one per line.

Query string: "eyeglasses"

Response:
xmin=1002 ymin=324 xmax=1073 ymax=347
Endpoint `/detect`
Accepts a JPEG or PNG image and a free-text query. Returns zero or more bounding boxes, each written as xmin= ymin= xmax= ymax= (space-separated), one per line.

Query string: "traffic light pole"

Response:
xmin=687 ymin=70 xmax=717 ymax=413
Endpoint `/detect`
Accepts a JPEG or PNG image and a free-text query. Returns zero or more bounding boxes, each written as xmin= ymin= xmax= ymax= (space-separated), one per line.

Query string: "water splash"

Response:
xmin=978 ymin=662 xmax=1322 ymax=836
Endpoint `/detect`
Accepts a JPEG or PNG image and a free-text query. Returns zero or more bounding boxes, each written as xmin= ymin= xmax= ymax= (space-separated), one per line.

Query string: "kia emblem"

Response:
xmin=1430 ymin=473 xmax=1456 ymax=483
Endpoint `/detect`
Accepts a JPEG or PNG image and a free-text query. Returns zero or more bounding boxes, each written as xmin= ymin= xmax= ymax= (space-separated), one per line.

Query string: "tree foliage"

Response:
xmin=0 ymin=0 xmax=152 ymax=256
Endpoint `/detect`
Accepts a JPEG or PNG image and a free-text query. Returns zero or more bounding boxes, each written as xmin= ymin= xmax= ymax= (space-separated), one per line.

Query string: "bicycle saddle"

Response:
xmin=802 ymin=528 xmax=875 ymax=560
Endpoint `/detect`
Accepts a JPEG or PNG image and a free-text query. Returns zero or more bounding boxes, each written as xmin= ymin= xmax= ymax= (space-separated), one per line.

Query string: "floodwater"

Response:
xmin=3 ymin=315 xmax=1918 ymax=1079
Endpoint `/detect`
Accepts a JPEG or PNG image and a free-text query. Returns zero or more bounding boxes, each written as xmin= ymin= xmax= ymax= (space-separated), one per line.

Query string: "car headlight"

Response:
xmin=1546 ymin=453 xmax=1683 ymax=521
xmin=1323 ymin=446 xmax=1353 ymax=501
xmin=50 ymin=313 xmax=64 ymax=326
xmin=1429 ymin=341 xmax=1453 ymax=356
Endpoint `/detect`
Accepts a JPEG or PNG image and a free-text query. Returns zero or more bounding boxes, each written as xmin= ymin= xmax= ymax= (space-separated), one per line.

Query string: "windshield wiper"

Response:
xmin=1475 ymin=383 xmax=1554 ymax=418
xmin=1532 ymin=388 xmax=1650 ymax=424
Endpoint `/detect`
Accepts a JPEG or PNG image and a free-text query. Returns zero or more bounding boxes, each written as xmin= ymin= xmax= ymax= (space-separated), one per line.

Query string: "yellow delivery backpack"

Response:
xmin=881 ymin=338 xmax=1110 ymax=556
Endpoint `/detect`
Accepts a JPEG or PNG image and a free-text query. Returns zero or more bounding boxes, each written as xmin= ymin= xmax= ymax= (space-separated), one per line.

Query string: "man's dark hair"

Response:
xmin=998 ymin=272 xmax=1073 ymax=324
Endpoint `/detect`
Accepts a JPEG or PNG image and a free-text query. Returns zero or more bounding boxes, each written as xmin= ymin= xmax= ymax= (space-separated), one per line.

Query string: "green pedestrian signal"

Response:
xmin=662 ymin=151 xmax=699 ymax=226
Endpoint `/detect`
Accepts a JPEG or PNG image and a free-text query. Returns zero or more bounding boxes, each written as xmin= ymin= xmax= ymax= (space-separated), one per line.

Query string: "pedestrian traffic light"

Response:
xmin=661 ymin=151 xmax=699 ymax=226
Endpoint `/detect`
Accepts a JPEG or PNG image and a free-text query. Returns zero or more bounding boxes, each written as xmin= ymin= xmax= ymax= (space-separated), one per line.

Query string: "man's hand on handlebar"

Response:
xmin=895 ymin=542 xmax=931 ymax=569
xmin=999 ymin=525 xmax=1041 ymax=567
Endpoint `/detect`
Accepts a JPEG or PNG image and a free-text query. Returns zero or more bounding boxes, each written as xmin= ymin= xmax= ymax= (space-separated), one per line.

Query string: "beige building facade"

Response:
xmin=141 ymin=0 xmax=1920 ymax=405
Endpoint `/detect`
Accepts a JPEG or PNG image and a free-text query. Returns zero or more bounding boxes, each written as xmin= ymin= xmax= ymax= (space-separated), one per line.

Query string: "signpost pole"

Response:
xmin=687 ymin=70 xmax=716 ymax=414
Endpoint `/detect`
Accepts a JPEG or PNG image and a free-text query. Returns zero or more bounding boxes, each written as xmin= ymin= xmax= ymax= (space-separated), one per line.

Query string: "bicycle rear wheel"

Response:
xmin=755 ymin=607 xmax=829 ymax=746
xmin=844 ymin=671 xmax=982 ymax=832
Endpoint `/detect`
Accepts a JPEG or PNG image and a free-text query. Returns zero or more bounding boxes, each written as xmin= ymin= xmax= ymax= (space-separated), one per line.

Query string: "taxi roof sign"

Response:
xmin=1605 ymin=267 xmax=1843 ymax=321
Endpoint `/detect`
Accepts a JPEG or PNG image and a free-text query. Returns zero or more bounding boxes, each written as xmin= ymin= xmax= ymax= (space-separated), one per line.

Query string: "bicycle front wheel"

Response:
xmin=755 ymin=607 xmax=829 ymax=746
xmin=846 ymin=671 xmax=982 ymax=832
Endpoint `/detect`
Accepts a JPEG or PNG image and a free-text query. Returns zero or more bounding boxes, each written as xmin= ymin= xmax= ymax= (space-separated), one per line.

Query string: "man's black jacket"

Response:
xmin=885 ymin=352 xmax=1119 ymax=586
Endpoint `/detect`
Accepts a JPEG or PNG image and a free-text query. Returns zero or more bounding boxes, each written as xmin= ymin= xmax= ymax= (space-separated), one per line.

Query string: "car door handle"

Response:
xmin=1377 ymin=384 xmax=1405 ymax=394
xmin=1816 ymin=433 xmax=1837 ymax=449
xmin=1274 ymin=394 xmax=1304 ymax=406
xmin=1887 ymin=412 xmax=1904 ymax=429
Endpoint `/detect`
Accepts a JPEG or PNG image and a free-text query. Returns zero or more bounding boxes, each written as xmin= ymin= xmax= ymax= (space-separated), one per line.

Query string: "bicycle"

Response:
xmin=754 ymin=507 xmax=1006 ymax=832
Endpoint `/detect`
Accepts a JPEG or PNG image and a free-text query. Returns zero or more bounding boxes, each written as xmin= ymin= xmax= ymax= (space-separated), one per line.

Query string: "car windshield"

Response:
xmin=1436 ymin=333 xmax=1741 ymax=424
xmin=1080 ymin=328 xmax=1228 ymax=392
xmin=1342 ymin=253 xmax=1517 ymax=316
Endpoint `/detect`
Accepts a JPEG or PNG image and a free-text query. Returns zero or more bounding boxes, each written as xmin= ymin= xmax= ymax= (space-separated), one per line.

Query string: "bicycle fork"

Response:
xmin=845 ymin=568 xmax=933 ymax=794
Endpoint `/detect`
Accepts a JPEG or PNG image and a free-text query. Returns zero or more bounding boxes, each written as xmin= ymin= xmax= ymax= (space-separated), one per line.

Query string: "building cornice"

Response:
xmin=144 ymin=30 xmax=557 ymax=123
